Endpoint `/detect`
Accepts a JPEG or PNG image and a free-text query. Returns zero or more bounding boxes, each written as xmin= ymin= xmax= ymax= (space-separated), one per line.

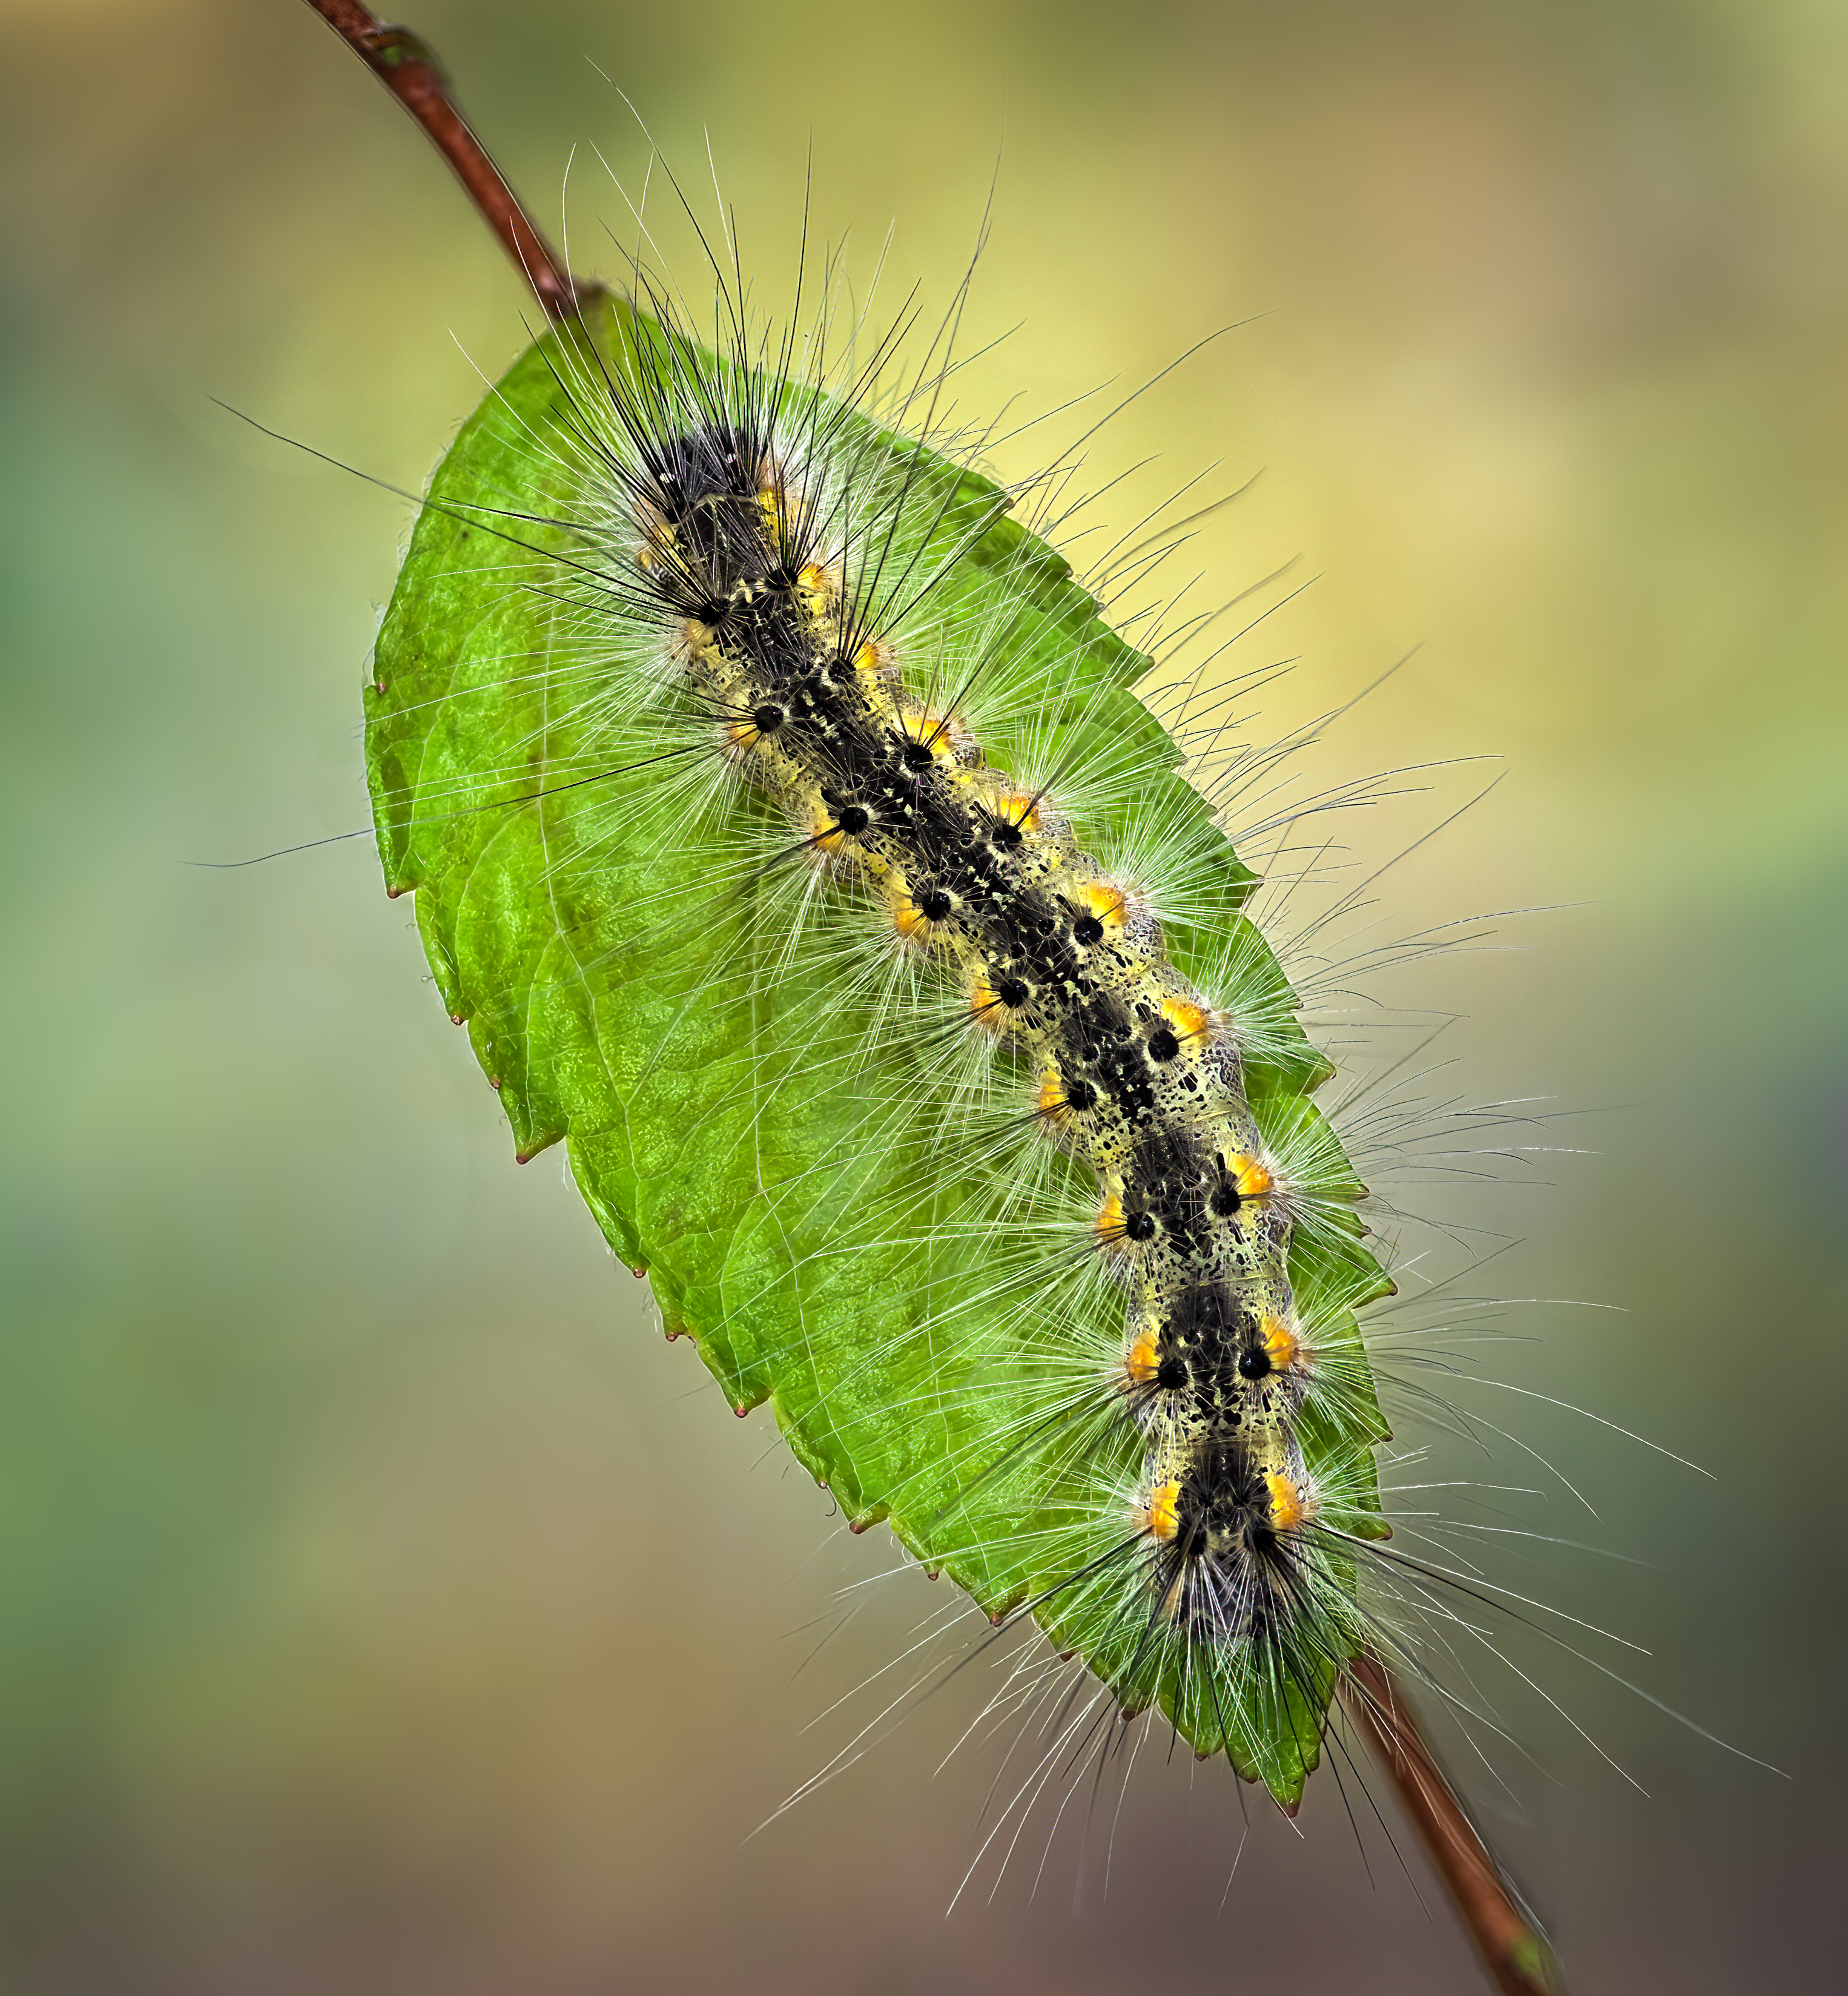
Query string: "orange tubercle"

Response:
xmin=1146 ymin=1480 xmax=1181 ymax=1542
xmin=1035 ymin=1069 xmax=1072 ymax=1122
xmin=1124 ymin=1327 xmax=1161 ymax=1387
xmin=901 ymin=708 xmax=955 ymax=763
xmin=1075 ymin=879 xmax=1130 ymax=928
xmin=1259 ymin=1314 xmax=1300 ymax=1370
xmin=1160 ymin=995 xmax=1210 ymax=1042
xmin=797 ymin=560 xmax=838 ymax=612
xmin=969 ymin=973 xmax=1005 ymax=1031
xmin=1231 ymin=1152 xmax=1274 ymax=1200
xmin=993 ymin=790 xmax=1041 ymax=835
xmin=1264 ymin=1471 xmax=1309 ymax=1533
xmin=810 ymin=805 xmax=845 ymax=858
xmin=1096 ymin=1191 xmax=1125 ymax=1249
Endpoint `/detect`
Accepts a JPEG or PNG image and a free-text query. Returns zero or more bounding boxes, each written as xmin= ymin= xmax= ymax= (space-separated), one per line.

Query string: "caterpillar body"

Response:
xmin=368 ymin=269 xmax=1409 ymax=1810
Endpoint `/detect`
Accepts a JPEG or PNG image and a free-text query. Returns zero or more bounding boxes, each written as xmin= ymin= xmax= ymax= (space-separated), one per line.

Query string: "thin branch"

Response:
xmin=1344 ymin=1656 xmax=1563 ymax=1996
xmin=302 ymin=0 xmax=601 ymax=320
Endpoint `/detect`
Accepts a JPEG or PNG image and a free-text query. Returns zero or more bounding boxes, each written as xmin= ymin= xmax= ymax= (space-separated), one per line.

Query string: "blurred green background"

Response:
xmin=1 ymin=1 xmax=1843 ymax=1989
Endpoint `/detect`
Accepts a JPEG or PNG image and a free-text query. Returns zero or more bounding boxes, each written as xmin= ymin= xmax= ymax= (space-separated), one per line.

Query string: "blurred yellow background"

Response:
xmin=0 ymin=2 xmax=1843 ymax=1990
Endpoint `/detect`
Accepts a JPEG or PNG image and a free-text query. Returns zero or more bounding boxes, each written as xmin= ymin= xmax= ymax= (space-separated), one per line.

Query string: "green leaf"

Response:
xmin=366 ymin=293 xmax=1391 ymax=1803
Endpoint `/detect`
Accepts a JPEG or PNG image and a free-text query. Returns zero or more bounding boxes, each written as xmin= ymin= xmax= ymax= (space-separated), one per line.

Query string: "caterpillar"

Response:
xmin=319 ymin=5 xmax=1567 ymax=1985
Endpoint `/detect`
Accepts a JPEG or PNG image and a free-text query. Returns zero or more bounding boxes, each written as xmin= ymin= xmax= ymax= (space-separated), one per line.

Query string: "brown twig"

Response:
xmin=1344 ymin=1656 xmax=1562 ymax=1995
xmin=302 ymin=0 xmax=599 ymax=320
